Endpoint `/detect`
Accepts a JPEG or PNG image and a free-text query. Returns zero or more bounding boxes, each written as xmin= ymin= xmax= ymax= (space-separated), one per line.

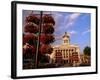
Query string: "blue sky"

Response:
xmin=51 ymin=12 xmax=91 ymax=53
xmin=23 ymin=10 xmax=91 ymax=53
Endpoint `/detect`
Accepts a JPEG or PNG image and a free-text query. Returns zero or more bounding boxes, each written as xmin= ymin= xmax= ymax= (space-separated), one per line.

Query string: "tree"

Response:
xmin=83 ymin=46 xmax=91 ymax=56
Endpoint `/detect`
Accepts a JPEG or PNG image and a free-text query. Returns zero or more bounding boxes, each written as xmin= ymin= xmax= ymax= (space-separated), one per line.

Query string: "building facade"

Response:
xmin=50 ymin=32 xmax=81 ymax=66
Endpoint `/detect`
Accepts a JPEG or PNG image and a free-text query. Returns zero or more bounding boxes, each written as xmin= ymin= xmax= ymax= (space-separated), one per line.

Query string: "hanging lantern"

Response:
xmin=24 ymin=22 xmax=39 ymax=33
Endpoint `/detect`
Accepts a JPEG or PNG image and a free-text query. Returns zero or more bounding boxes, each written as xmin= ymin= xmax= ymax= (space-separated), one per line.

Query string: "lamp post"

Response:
xmin=35 ymin=11 xmax=43 ymax=68
xmin=24 ymin=11 xmax=55 ymax=69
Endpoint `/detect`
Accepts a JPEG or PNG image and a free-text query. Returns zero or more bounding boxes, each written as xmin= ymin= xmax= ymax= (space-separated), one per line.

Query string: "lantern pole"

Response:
xmin=35 ymin=11 xmax=43 ymax=68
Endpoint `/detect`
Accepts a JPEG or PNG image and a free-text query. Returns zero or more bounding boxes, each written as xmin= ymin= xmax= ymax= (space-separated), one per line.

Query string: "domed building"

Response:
xmin=50 ymin=32 xmax=81 ymax=66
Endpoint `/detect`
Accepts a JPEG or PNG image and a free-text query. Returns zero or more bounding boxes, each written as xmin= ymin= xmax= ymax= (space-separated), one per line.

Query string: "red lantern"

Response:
xmin=24 ymin=22 xmax=39 ymax=33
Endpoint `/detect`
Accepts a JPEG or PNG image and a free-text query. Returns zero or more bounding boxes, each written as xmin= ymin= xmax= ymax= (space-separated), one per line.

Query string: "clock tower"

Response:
xmin=62 ymin=32 xmax=70 ymax=45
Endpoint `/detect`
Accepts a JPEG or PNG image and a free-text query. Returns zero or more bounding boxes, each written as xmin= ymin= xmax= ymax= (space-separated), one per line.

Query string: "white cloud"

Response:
xmin=52 ymin=13 xmax=64 ymax=26
xmin=52 ymin=12 xmax=63 ymax=22
xmin=68 ymin=30 xmax=77 ymax=35
xmin=65 ymin=13 xmax=81 ymax=29
xmin=51 ymin=12 xmax=81 ymax=34
xmin=82 ymin=29 xmax=90 ymax=35
xmin=69 ymin=13 xmax=80 ymax=20
xmin=55 ymin=35 xmax=62 ymax=40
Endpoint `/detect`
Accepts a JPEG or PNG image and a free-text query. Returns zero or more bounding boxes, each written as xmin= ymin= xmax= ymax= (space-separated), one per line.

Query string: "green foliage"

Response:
xmin=83 ymin=46 xmax=91 ymax=56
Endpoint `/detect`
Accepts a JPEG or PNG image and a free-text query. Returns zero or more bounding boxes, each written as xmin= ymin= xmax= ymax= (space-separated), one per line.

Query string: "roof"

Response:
xmin=54 ymin=44 xmax=79 ymax=50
